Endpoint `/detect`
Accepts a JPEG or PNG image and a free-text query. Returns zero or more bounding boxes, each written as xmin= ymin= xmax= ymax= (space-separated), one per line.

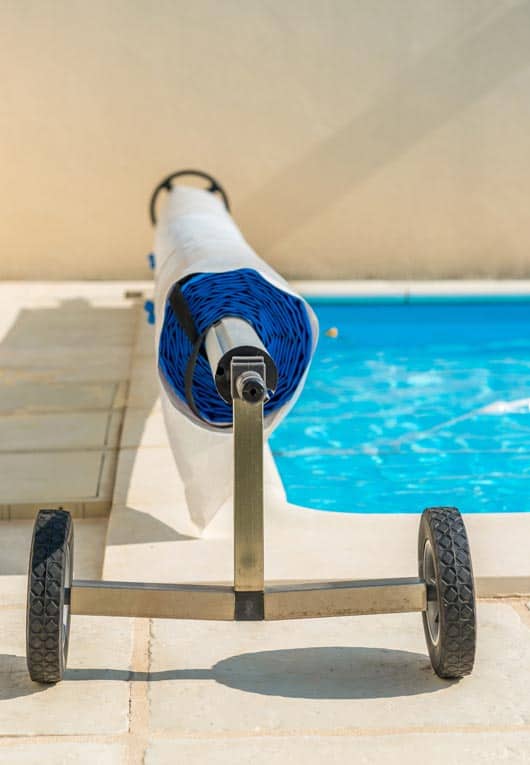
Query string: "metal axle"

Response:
xmin=70 ymin=577 xmax=426 ymax=620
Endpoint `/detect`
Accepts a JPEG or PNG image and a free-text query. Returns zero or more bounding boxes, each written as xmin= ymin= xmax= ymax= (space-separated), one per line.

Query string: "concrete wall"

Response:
xmin=1 ymin=0 xmax=530 ymax=280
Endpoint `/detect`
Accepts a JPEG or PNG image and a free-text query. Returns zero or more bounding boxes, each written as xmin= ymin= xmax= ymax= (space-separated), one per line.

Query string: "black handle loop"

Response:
xmin=149 ymin=169 xmax=230 ymax=226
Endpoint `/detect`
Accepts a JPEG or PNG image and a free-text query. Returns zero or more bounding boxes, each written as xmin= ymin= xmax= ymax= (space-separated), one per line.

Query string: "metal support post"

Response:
xmin=231 ymin=357 xmax=266 ymax=619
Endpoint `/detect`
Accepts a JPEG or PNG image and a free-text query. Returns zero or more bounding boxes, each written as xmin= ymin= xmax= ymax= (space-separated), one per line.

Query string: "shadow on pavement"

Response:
xmin=105 ymin=506 xmax=195 ymax=545
xmin=0 ymin=654 xmax=48 ymax=700
xmin=1 ymin=646 xmax=454 ymax=700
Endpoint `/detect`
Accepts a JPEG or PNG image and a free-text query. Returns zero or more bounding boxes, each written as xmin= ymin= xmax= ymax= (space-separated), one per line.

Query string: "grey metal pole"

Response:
xmin=231 ymin=357 xmax=266 ymax=619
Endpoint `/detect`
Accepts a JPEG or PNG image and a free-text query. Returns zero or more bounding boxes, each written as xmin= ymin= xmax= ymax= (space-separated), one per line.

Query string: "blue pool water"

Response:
xmin=269 ymin=299 xmax=530 ymax=514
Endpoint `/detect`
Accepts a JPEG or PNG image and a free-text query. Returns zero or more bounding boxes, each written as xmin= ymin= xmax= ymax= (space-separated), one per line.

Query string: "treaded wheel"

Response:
xmin=418 ymin=506 xmax=476 ymax=679
xmin=26 ymin=509 xmax=74 ymax=683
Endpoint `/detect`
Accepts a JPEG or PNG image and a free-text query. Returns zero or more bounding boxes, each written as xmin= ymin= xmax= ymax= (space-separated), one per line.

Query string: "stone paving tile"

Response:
xmin=0 ymin=283 xmax=151 ymax=300
xmin=0 ymin=300 xmax=136 ymax=349
xmin=0 ymin=518 xmax=107 ymax=580
xmin=0 ymin=304 xmax=23 ymax=344
xmin=0 ymin=286 xmax=137 ymax=521
xmin=110 ymin=446 xmax=185 ymax=511
xmin=0 ymin=347 xmax=132 ymax=383
xmin=145 ymin=732 xmax=530 ymax=764
xmin=148 ymin=604 xmax=530 ymax=735
xmin=134 ymin=311 xmax=155 ymax=358
xmin=0 ymin=578 xmax=28 ymax=607
xmin=4 ymin=500 xmax=112 ymax=521
xmin=104 ymin=504 xmax=197 ymax=556
xmin=126 ymin=358 xmax=159 ymax=409
xmin=120 ymin=406 xmax=167 ymax=449
xmin=0 ymin=449 xmax=116 ymax=505
xmin=0 ymin=381 xmax=125 ymax=415
xmin=0 ymin=742 xmax=126 ymax=764
xmin=0 ymin=411 xmax=122 ymax=452
xmin=103 ymin=520 xmax=228 ymax=585
xmin=0 ymin=610 xmax=132 ymax=735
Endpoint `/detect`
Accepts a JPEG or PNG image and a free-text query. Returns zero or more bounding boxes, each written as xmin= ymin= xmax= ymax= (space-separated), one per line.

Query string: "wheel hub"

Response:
xmin=423 ymin=539 xmax=440 ymax=646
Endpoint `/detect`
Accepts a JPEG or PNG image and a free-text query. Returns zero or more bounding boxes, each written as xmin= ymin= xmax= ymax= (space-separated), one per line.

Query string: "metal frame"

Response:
xmin=69 ymin=356 xmax=428 ymax=622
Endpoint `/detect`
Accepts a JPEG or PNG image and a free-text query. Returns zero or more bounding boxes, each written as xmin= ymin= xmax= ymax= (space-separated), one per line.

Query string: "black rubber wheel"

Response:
xmin=418 ymin=506 xmax=476 ymax=679
xmin=26 ymin=509 xmax=74 ymax=683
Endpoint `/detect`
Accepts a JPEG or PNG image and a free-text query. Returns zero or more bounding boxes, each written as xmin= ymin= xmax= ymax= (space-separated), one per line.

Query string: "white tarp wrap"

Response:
xmin=153 ymin=186 xmax=318 ymax=530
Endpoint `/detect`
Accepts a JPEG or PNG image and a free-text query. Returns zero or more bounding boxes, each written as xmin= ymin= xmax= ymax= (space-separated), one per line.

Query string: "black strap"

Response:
xmin=168 ymin=284 xmax=230 ymax=429
xmin=169 ymin=285 xmax=200 ymax=346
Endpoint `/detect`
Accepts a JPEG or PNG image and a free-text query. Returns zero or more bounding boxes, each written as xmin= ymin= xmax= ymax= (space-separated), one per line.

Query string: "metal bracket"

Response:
xmin=231 ymin=357 xmax=265 ymax=601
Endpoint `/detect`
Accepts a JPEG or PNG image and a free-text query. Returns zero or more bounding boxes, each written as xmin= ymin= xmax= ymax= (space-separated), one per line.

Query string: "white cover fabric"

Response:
xmin=153 ymin=185 xmax=318 ymax=530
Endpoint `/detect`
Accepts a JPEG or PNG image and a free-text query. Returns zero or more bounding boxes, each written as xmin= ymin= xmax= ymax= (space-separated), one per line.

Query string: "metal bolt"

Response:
xmin=236 ymin=371 xmax=266 ymax=404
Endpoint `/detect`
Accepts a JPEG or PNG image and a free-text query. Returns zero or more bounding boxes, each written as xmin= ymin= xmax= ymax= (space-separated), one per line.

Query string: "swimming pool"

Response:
xmin=270 ymin=298 xmax=530 ymax=514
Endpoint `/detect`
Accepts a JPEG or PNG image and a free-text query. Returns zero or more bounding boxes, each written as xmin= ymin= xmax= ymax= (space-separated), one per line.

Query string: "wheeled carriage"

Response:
xmin=25 ymin=171 xmax=476 ymax=684
xmin=26 ymin=357 xmax=476 ymax=684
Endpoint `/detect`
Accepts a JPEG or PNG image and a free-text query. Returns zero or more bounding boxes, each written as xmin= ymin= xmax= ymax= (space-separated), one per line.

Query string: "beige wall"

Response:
xmin=1 ymin=0 xmax=530 ymax=280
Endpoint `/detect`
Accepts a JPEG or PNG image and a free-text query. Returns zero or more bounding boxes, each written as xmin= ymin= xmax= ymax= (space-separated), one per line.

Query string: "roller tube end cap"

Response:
xmin=237 ymin=372 xmax=266 ymax=404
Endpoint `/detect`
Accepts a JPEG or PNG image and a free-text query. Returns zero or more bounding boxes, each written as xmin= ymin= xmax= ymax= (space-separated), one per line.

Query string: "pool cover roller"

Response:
xmin=22 ymin=172 xmax=477 ymax=684
xmin=151 ymin=174 xmax=318 ymax=529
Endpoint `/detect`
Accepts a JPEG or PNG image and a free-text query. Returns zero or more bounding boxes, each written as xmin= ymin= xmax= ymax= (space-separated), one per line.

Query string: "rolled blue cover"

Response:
xmin=159 ymin=268 xmax=313 ymax=425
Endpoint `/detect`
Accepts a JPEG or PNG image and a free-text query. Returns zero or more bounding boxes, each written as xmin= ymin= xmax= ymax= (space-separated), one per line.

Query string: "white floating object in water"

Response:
xmin=480 ymin=398 xmax=530 ymax=415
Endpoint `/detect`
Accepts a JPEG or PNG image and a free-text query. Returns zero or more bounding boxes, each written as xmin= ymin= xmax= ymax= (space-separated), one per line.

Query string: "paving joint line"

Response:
xmin=0 ymin=446 xmax=120 ymax=456
xmin=0 ymin=734 xmax=124 ymax=746
xmin=2 ymin=722 xmax=530 ymax=746
xmin=95 ymin=301 xmax=142 ymax=508
xmin=126 ymin=617 xmax=151 ymax=765
xmin=144 ymin=723 xmax=530 ymax=739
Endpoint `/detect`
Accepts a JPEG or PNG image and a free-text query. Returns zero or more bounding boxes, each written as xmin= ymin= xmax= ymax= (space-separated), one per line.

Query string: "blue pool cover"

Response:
xmin=159 ymin=268 xmax=313 ymax=424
